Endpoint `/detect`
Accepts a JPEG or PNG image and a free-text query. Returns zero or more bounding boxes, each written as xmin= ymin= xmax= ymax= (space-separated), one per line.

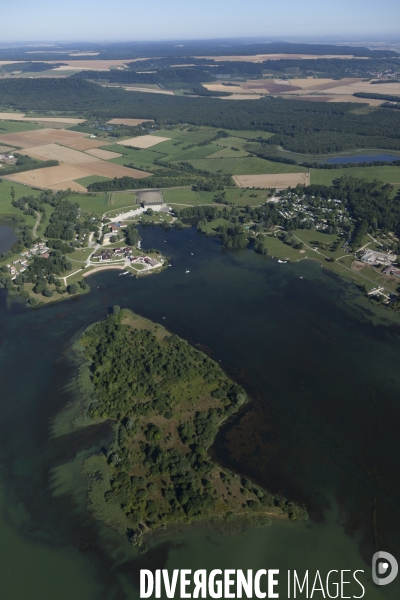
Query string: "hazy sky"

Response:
xmin=3 ymin=0 xmax=400 ymax=42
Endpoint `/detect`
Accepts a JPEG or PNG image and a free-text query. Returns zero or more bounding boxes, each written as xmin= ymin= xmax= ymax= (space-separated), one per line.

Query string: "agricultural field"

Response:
xmin=0 ymin=127 xmax=85 ymax=149
xmin=0 ymin=120 xmax=42 ymax=134
xmin=0 ymin=180 xmax=40 ymax=220
xmin=163 ymin=187 xmax=274 ymax=207
xmin=116 ymin=135 xmax=170 ymax=149
xmin=188 ymin=157 xmax=307 ymax=176
xmin=310 ymin=166 xmax=400 ymax=186
xmin=107 ymin=118 xmax=155 ymax=126
xmin=234 ymin=172 xmax=310 ymax=188
xmin=75 ymin=175 xmax=111 ymax=188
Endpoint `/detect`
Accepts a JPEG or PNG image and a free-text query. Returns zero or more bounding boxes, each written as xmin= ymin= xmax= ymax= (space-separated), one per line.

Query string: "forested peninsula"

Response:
xmin=75 ymin=309 xmax=306 ymax=549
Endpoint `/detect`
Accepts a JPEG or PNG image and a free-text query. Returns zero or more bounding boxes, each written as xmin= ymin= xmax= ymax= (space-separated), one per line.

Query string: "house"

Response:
xmin=383 ymin=265 xmax=400 ymax=277
xmin=361 ymin=249 xmax=395 ymax=266
xmin=110 ymin=224 xmax=119 ymax=233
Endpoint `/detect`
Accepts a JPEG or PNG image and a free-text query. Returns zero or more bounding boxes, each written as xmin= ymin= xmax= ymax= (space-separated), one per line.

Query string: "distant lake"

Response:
xmin=325 ymin=153 xmax=400 ymax=164
xmin=0 ymin=225 xmax=16 ymax=254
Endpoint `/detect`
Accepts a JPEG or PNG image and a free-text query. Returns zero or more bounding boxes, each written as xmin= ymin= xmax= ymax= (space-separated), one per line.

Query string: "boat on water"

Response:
xmin=277 ymin=260 xmax=287 ymax=264
xmin=119 ymin=271 xmax=129 ymax=276
xmin=185 ymin=269 xmax=190 ymax=274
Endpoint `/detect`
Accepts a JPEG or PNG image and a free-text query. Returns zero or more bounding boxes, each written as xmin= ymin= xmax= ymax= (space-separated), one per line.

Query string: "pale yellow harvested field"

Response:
xmin=0 ymin=112 xmax=26 ymax=120
xmin=48 ymin=181 xmax=87 ymax=192
xmin=0 ymin=146 xmax=15 ymax=153
xmin=233 ymin=173 xmax=310 ymax=189
xmin=46 ymin=58 xmax=147 ymax=70
xmin=221 ymin=94 xmax=264 ymax=100
xmin=195 ymin=54 xmax=361 ymax=62
xmin=123 ymin=87 xmax=175 ymax=95
xmin=77 ymin=161 xmax=152 ymax=179
xmin=23 ymin=117 xmax=86 ymax=124
xmin=20 ymin=144 xmax=100 ymax=165
xmin=4 ymin=164 xmax=93 ymax=187
xmin=62 ymin=138 xmax=109 ymax=151
xmin=116 ymin=135 xmax=170 ymax=149
xmin=0 ymin=128 xmax=85 ymax=149
xmin=317 ymin=81 xmax=400 ymax=95
xmin=327 ymin=95 xmax=385 ymax=106
xmin=203 ymin=83 xmax=251 ymax=94
xmin=107 ymin=118 xmax=155 ymax=126
xmin=84 ymin=148 xmax=122 ymax=160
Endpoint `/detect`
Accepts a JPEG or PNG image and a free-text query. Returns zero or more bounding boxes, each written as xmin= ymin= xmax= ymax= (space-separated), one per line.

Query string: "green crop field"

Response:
xmin=187 ymin=156 xmax=307 ymax=175
xmin=310 ymin=166 xmax=400 ymax=186
xmin=109 ymin=191 xmax=138 ymax=208
xmin=0 ymin=120 xmax=42 ymax=134
xmin=207 ymin=147 xmax=249 ymax=159
xmin=149 ymin=139 xmax=218 ymax=161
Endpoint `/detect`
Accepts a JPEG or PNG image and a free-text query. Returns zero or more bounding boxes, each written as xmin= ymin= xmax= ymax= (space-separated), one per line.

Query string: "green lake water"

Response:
xmin=0 ymin=226 xmax=399 ymax=599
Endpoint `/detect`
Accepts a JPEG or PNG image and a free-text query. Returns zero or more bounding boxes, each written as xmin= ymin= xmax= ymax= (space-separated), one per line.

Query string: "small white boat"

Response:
xmin=278 ymin=260 xmax=287 ymax=264
xmin=185 ymin=269 xmax=190 ymax=274
xmin=119 ymin=271 xmax=129 ymax=276
xmin=162 ymin=317 xmax=166 ymax=320
xmin=190 ymin=252 xmax=194 ymax=256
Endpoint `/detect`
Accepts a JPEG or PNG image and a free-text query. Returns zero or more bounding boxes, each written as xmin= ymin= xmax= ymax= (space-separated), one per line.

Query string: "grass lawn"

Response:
xmin=200 ymin=217 xmax=231 ymax=235
xmin=310 ymin=166 xmax=400 ymax=186
xmin=68 ymin=193 xmax=110 ymax=213
xmin=0 ymin=120 xmax=41 ymax=134
xmin=262 ymin=234 xmax=302 ymax=262
xmin=187 ymin=156 xmax=307 ymax=175
xmin=149 ymin=139 xmax=218 ymax=161
xmin=69 ymin=248 xmax=94 ymax=262
xmin=224 ymin=188 xmax=274 ymax=206
xmin=76 ymin=175 xmax=111 ymax=188
xmin=104 ymin=145 xmax=165 ymax=169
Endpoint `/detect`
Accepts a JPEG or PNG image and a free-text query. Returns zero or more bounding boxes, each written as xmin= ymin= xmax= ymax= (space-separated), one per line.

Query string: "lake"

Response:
xmin=325 ymin=154 xmax=400 ymax=164
xmin=0 ymin=224 xmax=16 ymax=254
xmin=0 ymin=225 xmax=399 ymax=599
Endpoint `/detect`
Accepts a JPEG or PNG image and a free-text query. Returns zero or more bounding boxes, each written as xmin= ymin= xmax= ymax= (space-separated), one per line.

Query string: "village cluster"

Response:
xmin=8 ymin=242 xmax=49 ymax=278
xmin=277 ymin=191 xmax=351 ymax=232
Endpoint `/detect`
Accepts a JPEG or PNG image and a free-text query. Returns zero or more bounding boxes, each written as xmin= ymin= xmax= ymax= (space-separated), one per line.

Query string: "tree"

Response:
xmin=67 ymin=283 xmax=79 ymax=295
xmin=10 ymin=186 xmax=15 ymax=202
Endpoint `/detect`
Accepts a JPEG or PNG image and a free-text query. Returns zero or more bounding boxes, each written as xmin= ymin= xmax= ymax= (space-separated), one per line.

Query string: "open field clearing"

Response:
xmin=62 ymin=138 xmax=108 ymax=151
xmin=310 ymin=166 xmax=400 ymax=186
xmin=4 ymin=164 xmax=93 ymax=187
xmin=326 ymin=95 xmax=384 ymax=106
xmin=0 ymin=112 xmax=26 ymax=120
xmin=0 ymin=113 xmax=85 ymax=124
xmin=24 ymin=117 xmax=86 ymax=124
xmin=187 ymin=156 xmax=307 ymax=175
xmin=20 ymin=143 xmax=100 ymax=164
xmin=290 ymin=77 xmax=363 ymax=91
xmin=195 ymin=54 xmax=360 ymax=62
xmin=233 ymin=172 xmax=310 ymax=188
xmin=0 ymin=128 xmax=85 ymax=148
xmin=123 ymin=86 xmax=175 ymax=95
xmin=69 ymin=193 xmax=110 ymax=212
xmin=0 ymin=180 xmax=40 ymax=219
xmin=116 ymin=135 xmax=170 ymax=149
xmin=84 ymin=148 xmax=122 ymax=160
xmin=317 ymin=81 xmax=400 ymax=95
xmin=75 ymin=160 xmax=151 ymax=179
xmin=45 ymin=59 xmax=147 ymax=70
xmin=207 ymin=147 xmax=250 ymax=158
xmin=107 ymin=118 xmax=155 ymax=126
xmin=0 ymin=146 xmax=15 ymax=153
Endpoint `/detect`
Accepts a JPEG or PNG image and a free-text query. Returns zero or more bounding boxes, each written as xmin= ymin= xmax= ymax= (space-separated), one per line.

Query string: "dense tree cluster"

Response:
xmin=79 ymin=311 xmax=307 ymax=541
xmin=2 ymin=79 xmax=400 ymax=153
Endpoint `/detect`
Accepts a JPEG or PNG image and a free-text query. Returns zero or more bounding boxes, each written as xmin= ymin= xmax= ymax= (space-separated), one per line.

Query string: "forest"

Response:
xmin=0 ymin=40 xmax=395 ymax=62
xmin=78 ymin=310 xmax=306 ymax=546
xmin=1 ymin=79 xmax=400 ymax=154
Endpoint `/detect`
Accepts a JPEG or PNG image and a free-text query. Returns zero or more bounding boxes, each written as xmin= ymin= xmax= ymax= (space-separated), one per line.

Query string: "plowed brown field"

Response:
xmin=77 ymin=161 xmax=151 ymax=179
xmin=4 ymin=164 xmax=93 ymax=186
xmin=20 ymin=144 xmax=99 ymax=165
xmin=84 ymin=148 xmax=122 ymax=160
xmin=0 ymin=128 xmax=85 ymax=148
